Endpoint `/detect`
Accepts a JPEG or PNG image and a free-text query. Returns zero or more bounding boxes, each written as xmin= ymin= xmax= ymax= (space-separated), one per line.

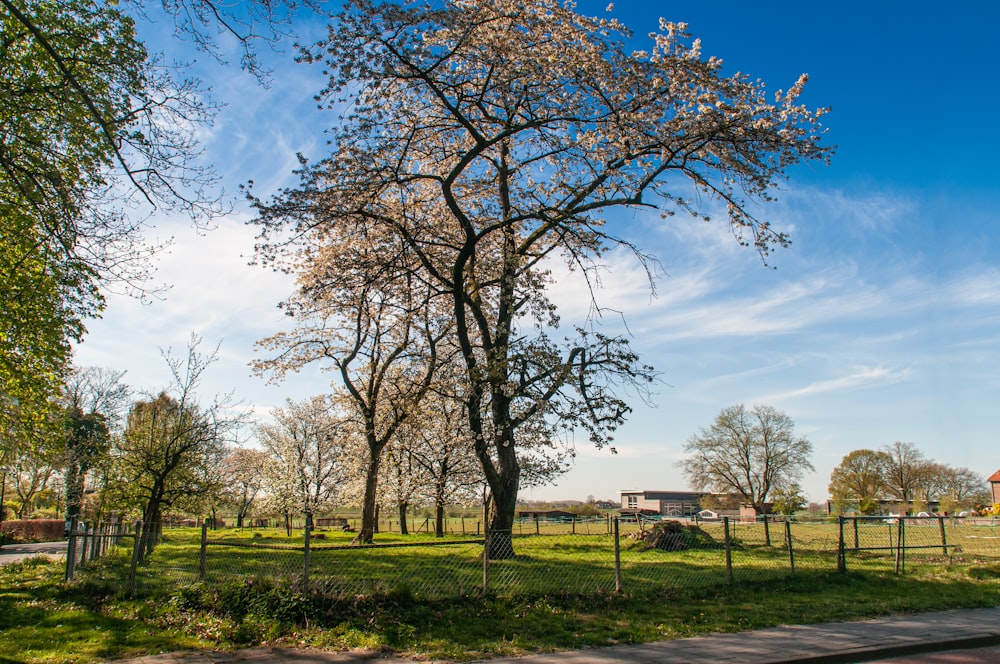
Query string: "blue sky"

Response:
xmin=74 ymin=1 xmax=1000 ymax=505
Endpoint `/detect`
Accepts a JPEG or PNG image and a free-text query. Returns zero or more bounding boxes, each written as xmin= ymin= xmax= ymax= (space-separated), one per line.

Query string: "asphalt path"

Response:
xmin=0 ymin=539 xmax=67 ymax=565
xmin=869 ymin=645 xmax=1000 ymax=663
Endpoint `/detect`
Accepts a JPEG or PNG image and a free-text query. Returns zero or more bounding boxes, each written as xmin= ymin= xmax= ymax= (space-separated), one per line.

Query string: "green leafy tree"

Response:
xmin=107 ymin=337 xmax=237 ymax=555
xmin=828 ymin=449 xmax=891 ymax=514
xmin=62 ymin=410 xmax=109 ymax=522
xmin=1 ymin=0 xmax=219 ymax=450
xmin=251 ymin=0 xmax=829 ymax=557
xmin=60 ymin=366 xmax=129 ymax=521
xmin=771 ymin=484 xmax=807 ymax=516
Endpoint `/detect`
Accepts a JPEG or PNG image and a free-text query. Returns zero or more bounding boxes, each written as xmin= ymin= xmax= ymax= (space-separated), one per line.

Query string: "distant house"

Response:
xmin=619 ymin=490 xmax=707 ymax=518
xmin=990 ymin=469 xmax=1000 ymax=505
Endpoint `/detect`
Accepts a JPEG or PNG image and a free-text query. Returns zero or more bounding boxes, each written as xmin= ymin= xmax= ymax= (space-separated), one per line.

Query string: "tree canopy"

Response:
xmin=828 ymin=449 xmax=892 ymax=514
xmin=1 ymin=0 xmax=219 ymax=441
xmin=681 ymin=404 xmax=814 ymax=514
xmin=252 ymin=0 xmax=830 ymax=554
xmin=828 ymin=443 xmax=986 ymax=514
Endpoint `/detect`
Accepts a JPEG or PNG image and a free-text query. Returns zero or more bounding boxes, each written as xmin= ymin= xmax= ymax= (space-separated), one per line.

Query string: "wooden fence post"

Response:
xmin=89 ymin=522 xmax=99 ymax=561
xmin=126 ymin=520 xmax=142 ymax=598
xmin=79 ymin=522 xmax=90 ymax=566
xmin=763 ymin=513 xmax=771 ymax=547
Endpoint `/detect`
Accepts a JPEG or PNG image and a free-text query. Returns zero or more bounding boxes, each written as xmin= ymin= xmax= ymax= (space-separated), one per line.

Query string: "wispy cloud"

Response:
xmin=762 ymin=366 xmax=912 ymax=402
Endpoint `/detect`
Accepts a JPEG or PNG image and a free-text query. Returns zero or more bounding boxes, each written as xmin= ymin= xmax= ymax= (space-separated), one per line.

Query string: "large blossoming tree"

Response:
xmin=252 ymin=0 xmax=830 ymax=557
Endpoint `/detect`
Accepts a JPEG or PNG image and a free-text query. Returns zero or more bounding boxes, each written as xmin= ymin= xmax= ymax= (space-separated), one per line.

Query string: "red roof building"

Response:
xmin=989 ymin=469 xmax=1000 ymax=505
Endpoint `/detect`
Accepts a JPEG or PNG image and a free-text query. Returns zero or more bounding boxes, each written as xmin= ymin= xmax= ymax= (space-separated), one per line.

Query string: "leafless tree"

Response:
xmin=682 ymin=404 xmax=814 ymax=515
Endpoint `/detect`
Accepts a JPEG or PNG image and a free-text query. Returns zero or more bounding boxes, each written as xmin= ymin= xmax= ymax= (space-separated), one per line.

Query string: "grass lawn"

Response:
xmin=2 ymin=521 xmax=999 ymax=663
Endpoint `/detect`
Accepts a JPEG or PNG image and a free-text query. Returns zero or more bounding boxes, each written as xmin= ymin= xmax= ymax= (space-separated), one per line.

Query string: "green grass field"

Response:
xmin=3 ymin=518 xmax=998 ymax=663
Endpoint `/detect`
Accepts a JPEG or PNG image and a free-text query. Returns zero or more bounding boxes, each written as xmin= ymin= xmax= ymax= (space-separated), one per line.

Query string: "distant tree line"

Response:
xmin=828 ymin=442 xmax=987 ymax=515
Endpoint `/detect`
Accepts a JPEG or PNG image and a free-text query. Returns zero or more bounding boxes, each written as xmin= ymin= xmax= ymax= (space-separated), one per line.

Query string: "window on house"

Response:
xmin=663 ymin=502 xmax=682 ymax=516
xmin=626 ymin=495 xmax=638 ymax=508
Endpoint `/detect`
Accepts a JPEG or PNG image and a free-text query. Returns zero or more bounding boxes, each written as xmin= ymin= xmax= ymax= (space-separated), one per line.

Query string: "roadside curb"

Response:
xmin=765 ymin=633 xmax=1000 ymax=663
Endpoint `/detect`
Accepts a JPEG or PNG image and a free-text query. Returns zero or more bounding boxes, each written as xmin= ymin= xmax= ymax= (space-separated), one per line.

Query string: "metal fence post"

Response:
xmin=482 ymin=527 xmax=490 ymax=594
xmin=126 ymin=520 xmax=142 ymax=598
xmin=723 ymin=516 xmax=733 ymax=585
xmin=613 ymin=517 xmax=623 ymax=593
xmin=763 ymin=513 xmax=771 ymax=547
xmin=199 ymin=519 xmax=208 ymax=581
xmin=890 ymin=515 xmax=904 ymax=574
xmin=938 ymin=516 xmax=948 ymax=556
xmin=837 ymin=516 xmax=847 ymax=574
xmin=303 ymin=523 xmax=311 ymax=590
xmin=785 ymin=519 xmax=795 ymax=575
xmin=896 ymin=515 xmax=906 ymax=574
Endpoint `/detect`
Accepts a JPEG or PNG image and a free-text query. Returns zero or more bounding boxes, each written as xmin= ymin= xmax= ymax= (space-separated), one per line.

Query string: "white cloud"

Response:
xmin=762 ymin=366 xmax=912 ymax=402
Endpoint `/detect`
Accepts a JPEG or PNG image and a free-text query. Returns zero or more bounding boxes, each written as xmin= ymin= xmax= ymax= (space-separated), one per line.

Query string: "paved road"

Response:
xmin=105 ymin=607 xmax=1000 ymax=664
xmin=0 ymin=539 xmax=67 ymax=565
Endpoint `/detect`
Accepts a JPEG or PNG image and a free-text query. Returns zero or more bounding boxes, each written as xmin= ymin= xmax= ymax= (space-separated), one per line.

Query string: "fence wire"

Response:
xmin=65 ymin=515 xmax=1000 ymax=601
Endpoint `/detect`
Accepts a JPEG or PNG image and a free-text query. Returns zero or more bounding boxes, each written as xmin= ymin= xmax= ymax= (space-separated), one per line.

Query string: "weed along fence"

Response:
xmin=64 ymin=518 xmax=137 ymax=586
xmin=65 ymin=515 xmax=1000 ymax=601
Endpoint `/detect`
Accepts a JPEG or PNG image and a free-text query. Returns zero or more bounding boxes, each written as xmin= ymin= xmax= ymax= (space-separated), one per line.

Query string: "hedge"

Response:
xmin=0 ymin=519 xmax=65 ymax=543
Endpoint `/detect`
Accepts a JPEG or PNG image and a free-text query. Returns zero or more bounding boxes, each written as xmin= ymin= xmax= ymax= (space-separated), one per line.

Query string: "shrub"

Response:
xmin=0 ymin=519 xmax=65 ymax=543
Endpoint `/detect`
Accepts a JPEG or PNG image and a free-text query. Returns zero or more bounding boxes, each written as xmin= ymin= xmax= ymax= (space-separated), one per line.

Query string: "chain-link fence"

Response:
xmin=836 ymin=515 xmax=1000 ymax=573
xmin=66 ymin=515 xmax=1000 ymax=601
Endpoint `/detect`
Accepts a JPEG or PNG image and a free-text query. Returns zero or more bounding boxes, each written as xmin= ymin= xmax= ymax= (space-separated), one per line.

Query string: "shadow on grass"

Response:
xmin=1 ymin=558 xmax=207 ymax=664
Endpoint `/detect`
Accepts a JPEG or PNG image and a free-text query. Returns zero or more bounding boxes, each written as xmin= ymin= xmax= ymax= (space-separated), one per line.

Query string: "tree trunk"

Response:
xmin=485 ymin=429 xmax=519 ymax=558
xmin=435 ymin=499 xmax=445 ymax=537
xmin=357 ymin=451 xmax=383 ymax=543
xmin=398 ymin=501 xmax=409 ymax=535
xmin=140 ymin=504 xmax=161 ymax=559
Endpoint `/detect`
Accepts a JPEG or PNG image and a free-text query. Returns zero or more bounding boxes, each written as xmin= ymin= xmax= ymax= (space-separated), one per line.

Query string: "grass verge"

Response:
xmin=2 ymin=552 xmax=999 ymax=663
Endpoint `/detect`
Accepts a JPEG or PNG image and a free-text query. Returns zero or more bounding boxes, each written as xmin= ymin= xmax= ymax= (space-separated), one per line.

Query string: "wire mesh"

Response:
xmin=64 ymin=516 xmax=1000 ymax=601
